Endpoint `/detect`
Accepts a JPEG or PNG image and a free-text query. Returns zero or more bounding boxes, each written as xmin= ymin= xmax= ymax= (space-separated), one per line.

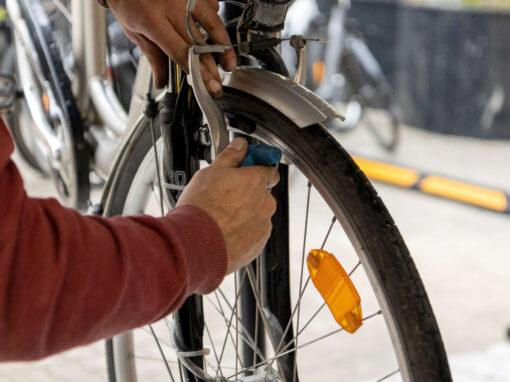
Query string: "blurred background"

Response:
xmin=1 ymin=0 xmax=509 ymax=381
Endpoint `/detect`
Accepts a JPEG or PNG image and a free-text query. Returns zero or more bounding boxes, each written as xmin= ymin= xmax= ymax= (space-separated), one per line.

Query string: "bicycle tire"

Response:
xmin=103 ymin=87 xmax=450 ymax=381
xmin=362 ymin=85 xmax=401 ymax=152
xmin=14 ymin=0 xmax=89 ymax=208
xmin=325 ymin=33 xmax=401 ymax=152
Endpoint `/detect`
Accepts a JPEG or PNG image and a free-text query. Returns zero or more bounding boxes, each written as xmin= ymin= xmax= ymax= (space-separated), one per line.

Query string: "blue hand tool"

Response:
xmin=241 ymin=144 xmax=282 ymax=167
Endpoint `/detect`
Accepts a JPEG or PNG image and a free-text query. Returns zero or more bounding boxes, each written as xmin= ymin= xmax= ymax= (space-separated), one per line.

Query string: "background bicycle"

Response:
xmin=285 ymin=0 xmax=401 ymax=151
xmin=5 ymin=0 xmax=139 ymax=209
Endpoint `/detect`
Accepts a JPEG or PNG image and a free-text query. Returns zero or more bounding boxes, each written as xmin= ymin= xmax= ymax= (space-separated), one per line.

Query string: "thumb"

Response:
xmin=123 ymin=29 xmax=168 ymax=88
xmin=211 ymin=138 xmax=248 ymax=168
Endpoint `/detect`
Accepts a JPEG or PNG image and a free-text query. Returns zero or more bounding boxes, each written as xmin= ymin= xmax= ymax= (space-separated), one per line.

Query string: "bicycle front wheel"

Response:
xmin=103 ymin=87 xmax=450 ymax=381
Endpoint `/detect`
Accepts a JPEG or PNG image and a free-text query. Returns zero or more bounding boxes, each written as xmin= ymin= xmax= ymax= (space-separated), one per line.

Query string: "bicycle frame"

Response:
xmin=70 ymin=0 xmax=128 ymax=176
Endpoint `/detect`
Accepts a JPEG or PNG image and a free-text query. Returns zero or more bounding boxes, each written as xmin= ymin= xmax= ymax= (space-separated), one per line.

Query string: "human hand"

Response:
xmin=176 ymin=138 xmax=280 ymax=274
xmin=107 ymin=0 xmax=236 ymax=97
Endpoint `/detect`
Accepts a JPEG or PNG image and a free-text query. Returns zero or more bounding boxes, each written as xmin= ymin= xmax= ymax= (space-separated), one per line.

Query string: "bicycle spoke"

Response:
xmin=282 ymin=309 xmax=384 ymax=361
xmin=209 ymin=293 xmax=240 ymax=353
xmin=205 ymin=322 xmax=224 ymax=380
xmin=320 ymin=216 xmax=337 ymax=250
xmin=349 ymin=260 xmax=362 ymax=276
xmin=227 ymin=310 xmax=382 ymax=380
xmin=283 ymin=259 xmax=362 ymax=350
xmin=245 ymin=267 xmax=285 ymax=381
xmin=376 ymin=369 xmax=400 ymax=382
xmin=252 ymin=257 xmax=260 ymax=367
xmin=150 ymin=182 xmax=171 ymax=214
xmin=49 ymin=0 xmax=72 ymax=22
xmin=286 ymin=215 xmax=336 ymax=347
xmin=245 ymin=266 xmax=278 ymax=347
xmin=295 ymin=302 xmax=326 ymax=339
xmin=142 ymin=327 xmax=172 ymax=348
xmin=234 ymin=274 xmax=239 ymax=382
xmin=209 ymin=290 xmax=259 ymax=358
xmin=215 ymin=288 xmax=265 ymax=362
xmin=217 ymin=299 xmax=240 ymax=367
xmin=292 ymin=181 xmax=312 ymax=381
xmin=267 ymin=212 xmax=336 ymax=375
xmin=149 ymin=325 xmax=177 ymax=382
xmin=217 ymin=270 xmax=253 ymax=368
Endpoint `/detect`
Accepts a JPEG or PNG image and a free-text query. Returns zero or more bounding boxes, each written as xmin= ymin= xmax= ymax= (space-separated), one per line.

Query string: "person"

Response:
xmin=0 ymin=0 xmax=279 ymax=361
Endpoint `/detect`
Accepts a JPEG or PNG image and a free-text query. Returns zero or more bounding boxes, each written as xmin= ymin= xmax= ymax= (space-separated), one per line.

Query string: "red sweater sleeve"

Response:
xmin=0 ymin=119 xmax=227 ymax=361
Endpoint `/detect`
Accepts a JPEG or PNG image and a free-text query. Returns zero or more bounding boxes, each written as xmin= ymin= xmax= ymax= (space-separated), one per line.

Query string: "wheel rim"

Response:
xmin=106 ymin=118 xmax=414 ymax=381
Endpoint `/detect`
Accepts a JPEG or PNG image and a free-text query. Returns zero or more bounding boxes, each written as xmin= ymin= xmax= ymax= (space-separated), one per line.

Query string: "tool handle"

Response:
xmin=241 ymin=144 xmax=282 ymax=167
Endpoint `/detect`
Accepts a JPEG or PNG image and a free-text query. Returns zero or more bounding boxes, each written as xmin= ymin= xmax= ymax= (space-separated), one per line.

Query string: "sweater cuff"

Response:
xmin=167 ymin=205 xmax=228 ymax=295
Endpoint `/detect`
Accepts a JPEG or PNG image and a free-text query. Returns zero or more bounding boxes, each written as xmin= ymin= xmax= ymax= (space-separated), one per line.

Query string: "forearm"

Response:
xmin=0 ymin=120 xmax=227 ymax=360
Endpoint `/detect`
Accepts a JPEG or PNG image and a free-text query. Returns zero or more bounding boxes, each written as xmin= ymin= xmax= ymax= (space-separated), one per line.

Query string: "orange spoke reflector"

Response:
xmin=307 ymin=249 xmax=362 ymax=333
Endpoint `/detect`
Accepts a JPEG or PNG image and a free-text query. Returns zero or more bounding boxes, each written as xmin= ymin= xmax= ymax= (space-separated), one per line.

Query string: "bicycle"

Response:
xmin=6 ymin=0 xmax=134 ymax=208
xmin=285 ymin=0 xmax=401 ymax=151
xmin=2 ymin=0 xmax=451 ymax=380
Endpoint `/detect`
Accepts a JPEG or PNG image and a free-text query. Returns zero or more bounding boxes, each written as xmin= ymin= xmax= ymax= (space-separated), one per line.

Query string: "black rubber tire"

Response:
xmin=15 ymin=0 xmax=90 ymax=209
xmin=104 ymin=88 xmax=451 ymax=381
xmin=362 ymin=84 xmax=401 ymax=152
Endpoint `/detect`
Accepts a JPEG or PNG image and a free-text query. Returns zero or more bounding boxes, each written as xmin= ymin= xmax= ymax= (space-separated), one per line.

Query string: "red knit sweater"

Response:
xmin=0 ymin=119 xmax=227 ymax=361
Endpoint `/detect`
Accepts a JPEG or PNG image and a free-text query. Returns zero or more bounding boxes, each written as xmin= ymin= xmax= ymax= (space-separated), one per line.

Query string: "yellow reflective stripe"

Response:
xmin=354 ymin=157 xmax=420 ymax=188
xmin=419 ymin=176 xmax=508 ymax=212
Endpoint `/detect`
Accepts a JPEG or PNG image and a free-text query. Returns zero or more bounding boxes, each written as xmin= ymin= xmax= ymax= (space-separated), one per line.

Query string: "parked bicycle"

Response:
xmin=285 ymin=0 xmax=401 ymax=151
xmin=3 ymin=0 xmax=450 ymax=380
xmin=6 ymin=0 xmax=136 ymax=208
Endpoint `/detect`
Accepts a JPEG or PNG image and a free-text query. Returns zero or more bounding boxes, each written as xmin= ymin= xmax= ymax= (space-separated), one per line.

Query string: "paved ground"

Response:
xmin=2 ymin=117 xmax=510 ymax=381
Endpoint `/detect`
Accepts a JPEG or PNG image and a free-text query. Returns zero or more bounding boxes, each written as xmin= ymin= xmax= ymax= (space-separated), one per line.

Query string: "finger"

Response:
xmin=202 ymin=53 xmax=220 ymax=82
xmin=261 ymin=193 xmax=277 ymax=218
xmin=268 ymin=168 xmax=280 ymax=189
xmin=211 ymin=138 xmax=249 ymax=168
xmin=124 ymin=29 xmax=168 ymax=88
xmin=205 ymin=0 xmax=220 ymax=13
xmin=193 ymin=1 xmax=237 ymax=71
xmin=201 ymin=54 xmax=223 ymax=98
xmin=149 ymin=19 xmax=223 ymax=97
xmin=256 ymin=166 xmax=280 ymax=189
xmin=261 ymin=220 xmax=273 ymax=245
xmin=185 ymin=21 xmax=223 ymax=96
xmin=146 ymin=20 xmax=189 ymax=70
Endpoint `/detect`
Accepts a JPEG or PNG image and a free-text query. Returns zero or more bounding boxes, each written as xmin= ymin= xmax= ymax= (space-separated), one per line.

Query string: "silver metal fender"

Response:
xmin=222 ymin=67 xmax=344 ymax=128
